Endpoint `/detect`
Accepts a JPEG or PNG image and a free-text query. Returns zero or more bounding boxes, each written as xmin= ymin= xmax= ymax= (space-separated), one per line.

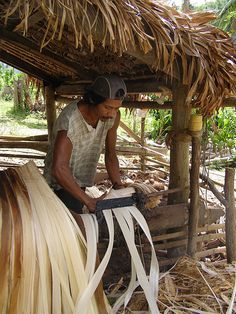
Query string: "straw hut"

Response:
xmin=0 ymin=0 xmax=236 ymax=260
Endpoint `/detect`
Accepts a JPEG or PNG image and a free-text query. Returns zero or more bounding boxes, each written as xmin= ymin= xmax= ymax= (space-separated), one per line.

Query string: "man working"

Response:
xmin=44 ymin=75 xmax=127 ymax=215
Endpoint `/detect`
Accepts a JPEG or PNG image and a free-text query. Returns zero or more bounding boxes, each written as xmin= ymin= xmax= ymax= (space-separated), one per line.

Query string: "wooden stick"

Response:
xmin=140 ymin=117 xmax=146 ymax=171
xmin=119 ymin=120 xmax=142 ymax=144
xmin=146 ymin=223 xmax=225 ymax=243
xmin=158 ymin=247 xmax=226 ymax=267
xmin=0 ymin=153 xmax=45 ymax=159
xmin=200 ymin=172 xmax=227 ymax=207
xmin=0 ymin=134 xmax=48 ymax=141
xmin=143 ymin=232 xmax=225 ymax=251
xmin=198 ymin=223 xmax=225 ymax=233
xmin=187 ymin=134 xmax=201 ymax=257
xmin=224 ymin=168 xmax=236 ymax=263
xmin=196 ymin=247 xmax=226 ymax=258
xmin=0 ymin=140 xmax=48 ymax=152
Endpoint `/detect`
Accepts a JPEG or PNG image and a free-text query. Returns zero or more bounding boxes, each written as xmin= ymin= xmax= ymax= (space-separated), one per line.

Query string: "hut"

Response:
xmin=0 ymin=0 xmax=236 ymax=264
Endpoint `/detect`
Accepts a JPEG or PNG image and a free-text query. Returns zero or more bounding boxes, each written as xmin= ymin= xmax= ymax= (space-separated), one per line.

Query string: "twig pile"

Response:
xmin=125 ymin=256 xmax=236 ymax=313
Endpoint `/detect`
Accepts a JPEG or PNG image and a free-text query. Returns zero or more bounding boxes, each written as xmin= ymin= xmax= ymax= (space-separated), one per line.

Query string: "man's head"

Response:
xmin=84 ymin=74 xmax=127 ymax=120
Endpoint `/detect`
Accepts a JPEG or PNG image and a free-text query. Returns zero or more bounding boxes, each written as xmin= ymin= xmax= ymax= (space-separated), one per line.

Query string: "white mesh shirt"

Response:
xmin=44 ymin=101 xmax=115 ymax=189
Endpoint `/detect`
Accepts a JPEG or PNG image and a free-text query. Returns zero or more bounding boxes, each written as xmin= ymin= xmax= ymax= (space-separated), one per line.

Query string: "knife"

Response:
xmin=96 ymin=194 xmax=139 ymax=211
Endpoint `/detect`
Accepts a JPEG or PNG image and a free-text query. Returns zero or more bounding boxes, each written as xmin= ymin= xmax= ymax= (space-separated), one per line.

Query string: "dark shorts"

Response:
xmin=54 ymin=188 xmax=85 ymax=214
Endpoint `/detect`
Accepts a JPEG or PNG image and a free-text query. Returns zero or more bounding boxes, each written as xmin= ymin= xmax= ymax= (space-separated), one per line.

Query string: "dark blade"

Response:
xmin=96 ymin=195 xmax=137 ymax=211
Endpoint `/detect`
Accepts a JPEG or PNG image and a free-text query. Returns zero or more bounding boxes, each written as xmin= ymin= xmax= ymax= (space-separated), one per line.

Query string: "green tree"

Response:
xmin=214 ymin=0 xmax=236 ymax=36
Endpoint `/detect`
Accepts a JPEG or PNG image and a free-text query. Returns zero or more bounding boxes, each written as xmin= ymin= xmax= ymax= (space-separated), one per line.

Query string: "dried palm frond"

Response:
xmin=2 ymin=0 xmax=236 ymax=115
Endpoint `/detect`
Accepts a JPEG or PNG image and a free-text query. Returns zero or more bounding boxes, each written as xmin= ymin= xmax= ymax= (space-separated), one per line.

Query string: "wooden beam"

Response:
xmin=0 ymin=49 xmax=55 ymax=83
xmin=56 ymin=96 xmax=236 ymax=111
xmin=126 ymin=78 xmax=171 ymax=93
xmin=0 ymin=140 xmax=48 ymax=152
xmin=0 ymin=25 xmax=94 ymax=80
xmin=123 ymin=101 xmax=172 ymax=109
xmin=55 ymin=79 xmax=171 ymax=95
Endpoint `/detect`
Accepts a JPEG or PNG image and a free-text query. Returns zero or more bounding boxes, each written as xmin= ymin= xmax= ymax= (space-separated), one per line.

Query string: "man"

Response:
xmin=44 ymin=74 xmax=127 ymax=215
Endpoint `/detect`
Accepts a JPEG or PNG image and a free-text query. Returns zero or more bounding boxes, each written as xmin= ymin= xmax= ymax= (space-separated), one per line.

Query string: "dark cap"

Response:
xmin=88 ymin=75 xmax=127 ymax=100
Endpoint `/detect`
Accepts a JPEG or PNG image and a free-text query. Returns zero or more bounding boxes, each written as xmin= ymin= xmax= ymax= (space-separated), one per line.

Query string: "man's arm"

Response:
xmin=105 ymin=111 xmax=123 ymax=187
xmin=52 ymin=130 xmax=99 ymax=211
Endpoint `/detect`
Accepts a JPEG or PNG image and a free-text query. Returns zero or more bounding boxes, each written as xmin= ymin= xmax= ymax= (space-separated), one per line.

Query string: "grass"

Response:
xmin=0 ymin=99 xmax=47 ymax=136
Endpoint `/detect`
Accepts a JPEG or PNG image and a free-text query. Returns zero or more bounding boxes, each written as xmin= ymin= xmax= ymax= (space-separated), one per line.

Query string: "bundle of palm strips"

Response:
xmin=0 ymin=161 xmax=160 ymax=314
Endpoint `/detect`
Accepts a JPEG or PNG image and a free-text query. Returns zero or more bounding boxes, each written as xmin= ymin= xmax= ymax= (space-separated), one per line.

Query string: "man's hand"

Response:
xmin=112 ymin=182 xmax=128 ymax=190
xmin=84 ymin=192 xmax=107 ymax=213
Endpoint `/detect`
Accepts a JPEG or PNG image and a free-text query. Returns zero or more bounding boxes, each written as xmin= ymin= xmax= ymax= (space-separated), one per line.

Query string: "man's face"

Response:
xmin=97 ymin=99 xmax=122 ymax=121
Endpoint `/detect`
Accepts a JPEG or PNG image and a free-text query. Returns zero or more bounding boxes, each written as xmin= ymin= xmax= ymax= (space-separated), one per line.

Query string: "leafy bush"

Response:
xmin=149 ymin=109 xmax=172 ymax=143
xmin=206 ymin=108 xmax=236 ymax=155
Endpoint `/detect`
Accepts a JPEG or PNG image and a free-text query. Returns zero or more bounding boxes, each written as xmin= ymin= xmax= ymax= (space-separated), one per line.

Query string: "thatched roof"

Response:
xmin=0 ymin=0 xmax=236 ymax=115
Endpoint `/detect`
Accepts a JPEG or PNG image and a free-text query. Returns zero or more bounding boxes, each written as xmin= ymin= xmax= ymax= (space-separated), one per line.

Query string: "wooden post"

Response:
xmin=45 ymin=84 xmax=56 ymax=142
xmin=140 ymin=117 xmax=146 ymax=171
xmin=167 ymin=84 xmax=191 ymax=258
xmin=187 ymin=132 xmax=201 ymax=257
xmin=168 ymin=84 xmax=191 ymax=204
xmin=224 ymin=168 xmax=236 ymax=263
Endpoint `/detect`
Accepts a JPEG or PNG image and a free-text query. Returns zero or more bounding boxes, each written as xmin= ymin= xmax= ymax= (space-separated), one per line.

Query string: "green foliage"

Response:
xmin=214 ymin=0 xmax=236 ymax=34
xmin=0 ymin=62 xmax=23 ymax=100
xmin=0 ymin=99 xmax=47 ymax=136
xmin=195 ymin=0 xmax=236 ymax=35
xmin=194 ymin=0 xmax=228 ymax=12
xmin=206 ymin=108 xmax=236 ymax=154
xmin=149 ymin=109 xmax=172 ymax=143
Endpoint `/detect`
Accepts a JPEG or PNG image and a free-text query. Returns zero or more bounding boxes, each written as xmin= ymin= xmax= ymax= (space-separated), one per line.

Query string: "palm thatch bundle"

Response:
xmin=2 ymin=0 xmax=236 ymax=114
xmin=0 ymin=161 xmax=160 ymax=313
xmin=124 ymin=256 xmax=236 ymax=313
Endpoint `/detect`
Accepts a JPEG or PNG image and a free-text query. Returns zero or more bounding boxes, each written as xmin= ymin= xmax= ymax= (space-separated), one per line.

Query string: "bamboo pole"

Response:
xmin=224 ymin=167 xmax=236 ymax=263
xmin=187 ymin=132 xmax=202 ymax=257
